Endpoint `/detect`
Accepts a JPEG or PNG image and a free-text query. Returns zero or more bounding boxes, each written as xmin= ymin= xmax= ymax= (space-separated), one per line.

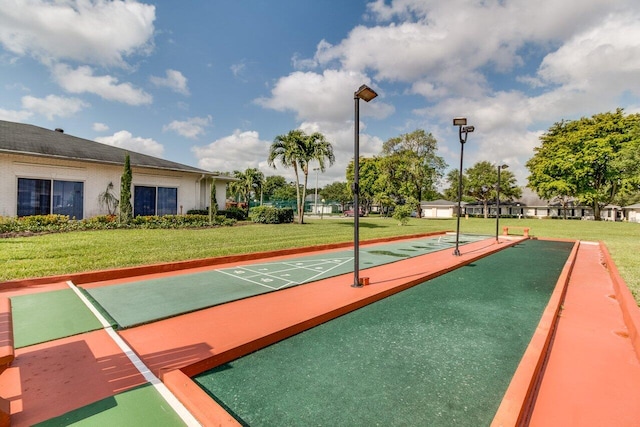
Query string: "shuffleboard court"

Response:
xmin=85 ymin=234 xmax=486 ymax=328
xmin=194 ymin=239 xmax=574 ymax=426
xmin=33 ymin=384 xmax=186 ymax=427
xmin=11 ymin=288 xmax=104 ymax=348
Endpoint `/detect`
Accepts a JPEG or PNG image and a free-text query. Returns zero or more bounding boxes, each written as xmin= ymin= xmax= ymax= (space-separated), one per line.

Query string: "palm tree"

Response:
xmin=231 ymin=168 xmax=265 ymax=216
xmin=268 ymin=130 xmax=335 ymax=223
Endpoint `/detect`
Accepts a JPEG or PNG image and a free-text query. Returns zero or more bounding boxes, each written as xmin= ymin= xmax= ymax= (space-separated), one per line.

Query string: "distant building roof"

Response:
xmin=623 ymin=203 xmax=640 ymax=209
xmin=420 ymin=199 xmax=458 ymax=206
xmin=0 ymin=120 xmax=233 ymax=179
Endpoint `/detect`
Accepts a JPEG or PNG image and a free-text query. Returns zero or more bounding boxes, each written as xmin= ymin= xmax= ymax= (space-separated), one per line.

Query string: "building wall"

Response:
xmin=1 ymin=153 xmax=222 ymax=218
xmin=421 ymin=206 xmax=454 ymax=218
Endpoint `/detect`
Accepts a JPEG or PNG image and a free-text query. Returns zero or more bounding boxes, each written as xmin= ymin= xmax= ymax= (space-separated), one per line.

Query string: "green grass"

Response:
xmin=1 ymin=217 xmax=638 ymax=303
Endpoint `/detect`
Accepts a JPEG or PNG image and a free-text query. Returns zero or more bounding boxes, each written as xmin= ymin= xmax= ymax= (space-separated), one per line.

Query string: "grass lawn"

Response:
xmin=1 ymin=216 xmax=638 ymax=304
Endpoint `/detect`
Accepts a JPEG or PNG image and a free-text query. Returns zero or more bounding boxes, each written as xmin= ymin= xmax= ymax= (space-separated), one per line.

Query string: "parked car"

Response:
xmin=343 ymin=209 xmax=364 ymax=217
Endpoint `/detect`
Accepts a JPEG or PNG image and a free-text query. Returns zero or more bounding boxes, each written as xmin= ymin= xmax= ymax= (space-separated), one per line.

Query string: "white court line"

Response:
xmin=217 ymin=268 xmax=283 ymax=290
xmin=66 ymin=281 xmax=201 ymax=427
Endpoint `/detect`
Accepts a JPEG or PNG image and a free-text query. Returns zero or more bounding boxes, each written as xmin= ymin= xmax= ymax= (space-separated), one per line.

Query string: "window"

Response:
xmin=134 ymin=186 xmax=177 ymax=216
xmin=17 ymin=178 xmax=84 ymax=219
xmin=53 ymin=181 xmax=84 ymax=219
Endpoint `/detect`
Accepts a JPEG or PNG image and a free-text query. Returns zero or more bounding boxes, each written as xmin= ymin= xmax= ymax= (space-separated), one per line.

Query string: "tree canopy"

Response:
xmin=527 ymin=109 xmax=640 ymax=220
xmin=380 ymin=130 xmax=447 ymax=215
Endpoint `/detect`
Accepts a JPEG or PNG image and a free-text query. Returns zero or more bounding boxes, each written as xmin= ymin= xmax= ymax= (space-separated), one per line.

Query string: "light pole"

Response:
xmin=321 ymin=198 xmax=325 ymax=219
xmin=314 ymin=167 xmax=320 ymax=214
xmin=453 ymin=117 xmax=474 ymax=256
xmin=496 ymin=164 xmax=508 ymax=242
xmin=353 ymin=84 xmax=378 ymax=287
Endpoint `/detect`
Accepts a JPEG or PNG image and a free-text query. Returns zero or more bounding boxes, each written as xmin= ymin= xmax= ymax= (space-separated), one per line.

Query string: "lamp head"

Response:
xmin=355 ymin=85 xmax=378 ymax=102
xmin=462 ymin=125 xmax=474 ymax=133
xmin=453 ymin=117 xmax=467 ymax=126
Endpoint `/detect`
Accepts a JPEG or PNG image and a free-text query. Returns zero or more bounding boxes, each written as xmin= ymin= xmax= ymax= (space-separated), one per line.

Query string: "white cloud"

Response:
xmin=0 ymin=107 xmax=33 ymax=122
xmin=52 ymin=64 xmax=152 ymax=105
xmin=150 ymin=69 xmax=189 ymax=95
xmin=0 ymin=0 xmax=156 ymax=67
xmin=96 ymin=130 xmax=164 ymax=157
xmin=192 ymin=130 xmax=271 ymax=172
xmin=21 ymin=94 xmax=88 ymax=120
xmin=92 ymin=122 xmax=109 ymax=132
xmin=536 ymin=13 xmax=640 ymax=96
xmin=255 ymin=69 xmax=394 ymax=122
xmin=163 ymin=115 xmax=212 ymax=139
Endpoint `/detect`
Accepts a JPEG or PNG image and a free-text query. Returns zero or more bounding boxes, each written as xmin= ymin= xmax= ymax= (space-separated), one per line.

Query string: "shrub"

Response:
xmin=186 ymin=209 xmax=209 ymax=215
xmin=249 ymin=206 xmax=294 ymax=224
xmin=0 ymin=213 xmax=236 ymax=236
xmin=392 ymin=205 xmax=412 ymax=226
xmin=219 ymin=207 xmax=247 ymax=221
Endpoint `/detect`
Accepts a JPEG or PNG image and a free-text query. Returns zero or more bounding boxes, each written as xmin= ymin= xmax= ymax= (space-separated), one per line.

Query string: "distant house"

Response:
xmin=419 ymin=199 xmax=460 ymax=218
xmin=624 ymin=203 xmax=640 ymax=223
xmin=0 ymin=120 xmax=235 ymax=219
xmin=419 ymin=188 xmax=626 ymax=221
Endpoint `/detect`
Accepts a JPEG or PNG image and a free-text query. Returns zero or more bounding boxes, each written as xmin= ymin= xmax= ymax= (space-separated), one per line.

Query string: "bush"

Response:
xmin=392 ymin=205 xmax=412 ymax=226
xmin=0 ymin=213 xmax=236 ymax=236
xmin=249 ymin=206 xmax=294 ymax=224
xmin=219 ymin=207 xmax=247 ymax=221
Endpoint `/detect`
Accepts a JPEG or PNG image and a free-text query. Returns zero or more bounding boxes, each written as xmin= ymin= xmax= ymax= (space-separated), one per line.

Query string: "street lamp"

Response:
xmin=353 ymin=84 xmax=378 ymax=287
xmin=496 ymin=164 xmax=508 ymax=242
xmin=314 ymin=167 xmax=320 ymax=214
xmin=453 ymin=117 xmax=474 ymax=256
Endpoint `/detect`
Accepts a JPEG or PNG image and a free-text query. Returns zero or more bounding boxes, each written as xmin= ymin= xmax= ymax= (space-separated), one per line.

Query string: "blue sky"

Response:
xmin=2 ymin=0 xmax=640 ymax=188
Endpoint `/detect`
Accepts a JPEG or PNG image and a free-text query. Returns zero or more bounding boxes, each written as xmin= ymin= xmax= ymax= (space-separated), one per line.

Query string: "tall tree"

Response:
xmin=527 ymin=109 xmax=640 ymax=220
xmin=320 ymin=181 xmax=351 ymax=212
xmin=465 ymin=161 xmax=521 ymax=218
xmin=380 ymin=130 xmax=447 ymax=216
xmin=262 ymin=175 xmax=288 ymax=201
xmin=119 ymin=153 xmax=133 ymax=223
xmin=268 ymin=129 xmax=335 ymax=223
xmin=346 ymin=157 xmax=384 ymax=215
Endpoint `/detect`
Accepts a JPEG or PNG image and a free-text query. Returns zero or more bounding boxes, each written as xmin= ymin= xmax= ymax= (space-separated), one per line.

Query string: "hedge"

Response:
xmin=249 ymin=206 xmax=294 ymax=224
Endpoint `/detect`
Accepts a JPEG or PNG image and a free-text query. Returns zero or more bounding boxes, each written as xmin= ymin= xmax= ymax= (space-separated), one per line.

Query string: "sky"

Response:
xmin=2 ymin=0 xmax=640 ymax=190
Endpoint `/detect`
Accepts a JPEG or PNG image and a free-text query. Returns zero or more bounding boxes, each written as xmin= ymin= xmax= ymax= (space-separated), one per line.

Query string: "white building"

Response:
xmin=0 ymin=120 xmax=234 ymax=219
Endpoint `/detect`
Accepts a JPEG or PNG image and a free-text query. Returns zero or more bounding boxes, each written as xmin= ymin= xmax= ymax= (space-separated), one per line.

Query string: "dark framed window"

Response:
xmin=53 ymin=181 xmax=84 ymax=219
xmin=134 ymin=186 xmax=177 ymax=216
xmin=17 ymin=178 xmax=84 ymax=219
xmin=157 ymin=187 xmax=177 ymax=216
xmin=134 ymin=186 xmax=156 ymax=217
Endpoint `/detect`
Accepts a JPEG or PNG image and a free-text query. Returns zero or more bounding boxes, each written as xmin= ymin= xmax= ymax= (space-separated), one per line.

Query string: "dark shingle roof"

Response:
xmin=0 ymin=120 xmax=210 ymax=174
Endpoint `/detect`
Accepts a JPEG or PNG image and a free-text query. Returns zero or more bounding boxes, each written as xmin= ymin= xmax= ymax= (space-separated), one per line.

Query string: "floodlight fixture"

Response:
xmin=453 ymin=117 xmax=467 ymax=126
xmin=355 ymin=85 xmax=378 ymax=102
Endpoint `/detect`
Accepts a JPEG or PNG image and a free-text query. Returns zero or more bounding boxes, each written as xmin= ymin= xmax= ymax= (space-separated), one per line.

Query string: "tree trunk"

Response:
xmin=483 ymin=200 xmax=489 ymax=219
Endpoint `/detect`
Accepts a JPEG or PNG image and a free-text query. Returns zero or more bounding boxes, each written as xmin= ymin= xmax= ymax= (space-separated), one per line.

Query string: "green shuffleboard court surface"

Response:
xmin=194 ymin=239 xmax=574 ymax=426
xmin=86 ymin=234 xmax=486 ymax=328
xmin=11 ymin=288 xmax=103 ymax=348
xmin=33 ymin=384 xmax=186 ymax=427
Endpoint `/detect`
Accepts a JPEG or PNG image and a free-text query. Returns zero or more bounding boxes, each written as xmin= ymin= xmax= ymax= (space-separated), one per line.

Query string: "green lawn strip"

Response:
xmin=2 ymin=218 xmax=636 ymax=303
xmin=194 ymin=240 xmax=573 ymax=426
xmin=34 ymin=383 xmax=185 ymax=427
xmin=85 ymin=235 xmax=485 ymax=328
xmin=11 ymin=288 xmax=103 ymax=348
